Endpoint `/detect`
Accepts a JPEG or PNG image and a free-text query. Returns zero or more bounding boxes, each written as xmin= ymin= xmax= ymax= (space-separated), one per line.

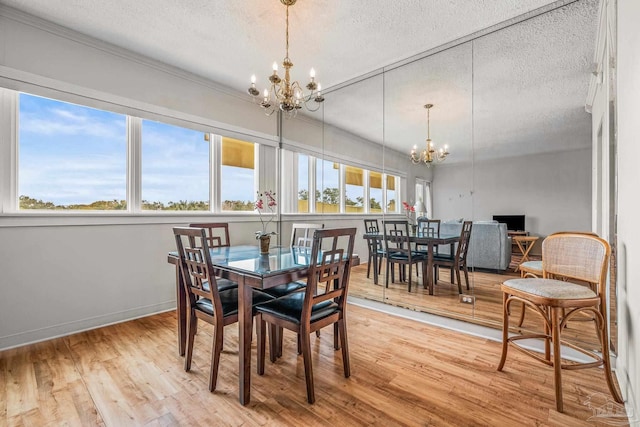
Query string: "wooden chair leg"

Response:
xmin=257 ymin=315 xmax=266 ymax=375
xmin=385 ymin=261 xmax=390 ymax=288
xmin=333 ymin=323 xmax=340 ymax=350
xmin=497 ymin=292 xmax=510 ymax=371
xmin=551 ymin=306 xmax=564 ymax=412
xmin=184 ymin=312 xmax=197 ymax=372
xmin=463 ymin=265 xmax=470 ymax=290
xmin=338 ymin=319 xmax=350 ymax=377
xmin=407 ymin=264 xmax=412 ymax=292
xmin=300 ymin=331 xmax=315 ymax=404
xmin=517 ymin=302 xmax=527 ymax=327
xmin=455 ymin=267 xmax=463 ymax=294
xmin=598 ymin=311 xmax=624 ymax=403
xmin=209 ymin=321 xmax=224 ymax=392
xmin=297 ymin=333 xmax=302 ymax=355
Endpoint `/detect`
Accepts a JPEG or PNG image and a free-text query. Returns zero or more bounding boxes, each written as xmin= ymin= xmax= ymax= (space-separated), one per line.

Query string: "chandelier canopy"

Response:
xmin=410 ymin=104 xmax=449 ymax=167
xmin=247 ymin=0 xmax=324 ymax=118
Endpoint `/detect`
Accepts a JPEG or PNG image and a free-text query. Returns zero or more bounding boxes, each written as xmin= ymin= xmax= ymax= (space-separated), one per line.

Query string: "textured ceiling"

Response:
xmin=0 ymin=0 xmax=598 ymax=159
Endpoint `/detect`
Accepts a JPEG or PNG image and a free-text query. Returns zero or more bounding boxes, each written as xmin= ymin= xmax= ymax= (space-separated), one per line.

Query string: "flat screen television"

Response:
xmin=493 ymin=215 xmax=525 ymax=231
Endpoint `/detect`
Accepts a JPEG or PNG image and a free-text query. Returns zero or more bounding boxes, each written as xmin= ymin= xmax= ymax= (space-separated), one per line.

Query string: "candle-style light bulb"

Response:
xmin=251 ymin=74 xmax=256 ymax=84
xmin=272 ymin=62 xmax=278 ymax=72
xmin=317 ymin=83 xmax=322 ymax=95
xmin=263 ymin=89 xmax=269 ymax=101
xmin=310 ymin=68 xmax=316 ymax=79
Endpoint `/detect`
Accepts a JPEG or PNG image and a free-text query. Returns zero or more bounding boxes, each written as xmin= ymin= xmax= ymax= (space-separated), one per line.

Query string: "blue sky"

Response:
xmin=19 ymin=93 xmax=254 ymax=206
xmin=19 ymin=94 xmax=127 ymax=205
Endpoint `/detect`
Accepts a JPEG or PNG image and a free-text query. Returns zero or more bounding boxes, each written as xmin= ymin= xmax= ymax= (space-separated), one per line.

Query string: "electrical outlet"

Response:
xmin=459 ymin=294 xmax=475 ymax=304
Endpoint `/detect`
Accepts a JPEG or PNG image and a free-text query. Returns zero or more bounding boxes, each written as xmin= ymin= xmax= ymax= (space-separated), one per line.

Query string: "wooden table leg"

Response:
xmin=426 ymin=243 xmax=434 ymax=295
xmin=238 ymin=276 xmax=253 ymax=406
xmin=174 ymin=264 xmax=186 ymax=356
xmin=372 ymin=248 xmax=379 ymax=285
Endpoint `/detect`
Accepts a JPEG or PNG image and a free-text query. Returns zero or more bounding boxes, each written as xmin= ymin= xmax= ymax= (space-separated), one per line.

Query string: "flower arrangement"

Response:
xmin=402 ymin=201 xmax=416 ymax=225
xmin=255 ymin=190 xmax=277 ymax=239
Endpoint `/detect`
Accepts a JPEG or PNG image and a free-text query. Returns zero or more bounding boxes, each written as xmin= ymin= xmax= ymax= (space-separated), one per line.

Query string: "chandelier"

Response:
xmin=410 ymin=104 xmax=449 ymax=167
xmin=247 ymin=0 xmax=324 ymax=118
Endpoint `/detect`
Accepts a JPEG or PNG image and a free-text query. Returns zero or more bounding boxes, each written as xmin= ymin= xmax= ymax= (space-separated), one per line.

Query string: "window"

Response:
xmin=368 ymin=171 xmax=384 ymax=213
xmin=18 ymin=93 xmax=127 ymax=210
xmin=386 ymin=175 xmax=398 ymax=213
xmin=220 ymin=137 xmax=255 ymax=211
xmin=317 ymin=159 xmax=339 ymax=213
xmin=344 ymin=165 xmax=365 ymax=213
xmin=297 ymin=153 xmax=310 ymax=213
xmin=141 ymin=119 xmax=209 ymax=211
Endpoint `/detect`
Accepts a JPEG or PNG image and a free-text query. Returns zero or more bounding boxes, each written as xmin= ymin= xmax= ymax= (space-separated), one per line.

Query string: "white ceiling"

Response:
xmin=0 ymin=0 xmax=599 ymax=159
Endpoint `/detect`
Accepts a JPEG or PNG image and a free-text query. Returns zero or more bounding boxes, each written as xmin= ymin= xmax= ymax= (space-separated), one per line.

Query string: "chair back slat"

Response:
xmin=291 ymin=223 xmax=324 ymax=248
xmin=364 ymin=219 xmax=380 ymax=233
xmin=302 ymin=228 xmax=356 ymax=321
xmin=456 ymin=221 xmax=473 ymax=261
xmin=189 ymin=223 xmax=231 ymax=248
xmin=382 ymin=220 xmax=412 ymax=256
xmin=417 ymin=218 xmax=440 ymax=237
xmin=174 ymin=227 xmax=224 ymax=316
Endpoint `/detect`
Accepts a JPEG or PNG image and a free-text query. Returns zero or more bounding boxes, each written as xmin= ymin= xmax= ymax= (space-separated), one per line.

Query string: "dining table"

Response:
xmin=363 ymin=231 xmax=460 ymax=294
xmin=167 ymin=244 xmax=316 ymax=405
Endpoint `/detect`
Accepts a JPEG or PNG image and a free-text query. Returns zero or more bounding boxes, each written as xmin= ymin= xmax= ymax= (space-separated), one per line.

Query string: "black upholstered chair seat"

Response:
xmin=202 ymin=278 xmax=238 ymax=293
xmin=432 ymin=254 xmax=455 ymax=262
xmin=389 ymin=252 xmax=426 ymax=261
xmin=259 ymin=281 xmax=306 ymax=298
xmin=195 ymin=288 xmax=274 ymax=317
xmin=256 ymin=292 xmax=338 ymax=325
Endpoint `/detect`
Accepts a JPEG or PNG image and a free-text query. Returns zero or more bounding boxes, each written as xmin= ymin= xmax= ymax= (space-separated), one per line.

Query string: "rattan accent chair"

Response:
xmin=497 ymin=232 xmax=623 ymax=412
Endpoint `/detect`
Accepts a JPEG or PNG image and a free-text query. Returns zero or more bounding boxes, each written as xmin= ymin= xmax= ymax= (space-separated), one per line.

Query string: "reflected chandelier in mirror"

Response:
xmin=410 ymin=104 xmax=449 ymax=167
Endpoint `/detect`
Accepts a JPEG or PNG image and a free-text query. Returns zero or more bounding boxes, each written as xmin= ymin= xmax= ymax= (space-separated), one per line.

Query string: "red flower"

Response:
xmin=255 ymin=190 xmax=277 ymax=239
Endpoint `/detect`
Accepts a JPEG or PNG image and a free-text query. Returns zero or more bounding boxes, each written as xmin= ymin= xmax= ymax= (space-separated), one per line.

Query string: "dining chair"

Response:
xmin=363 ymin=219 xmax=384 ymax=283
xmin=497 ymin=232 xmax=623 ymax=412
xmin=415 ymin=218 xmax=442 ymax=264
xmin=255 ymin=227 xmax=357 ymax=403
xmin=261 ymin=223 xmax=324 ymax=299
xmin=432 ymin=221 xmax=472 ymax=294
xmin=261 ymin=223 xmax=325 ymax=358
xmin=189 ymin=222 xmax=237 ymax=292
xmin=382 ymin=220 xmax=426 ymax=292
xmin=173 ymin=227 xmax=274 ymax=392
xmin=416 ymin=217 xmax=440 ymax=237
xmin=290 ymin=222 xmax=324 ymax=248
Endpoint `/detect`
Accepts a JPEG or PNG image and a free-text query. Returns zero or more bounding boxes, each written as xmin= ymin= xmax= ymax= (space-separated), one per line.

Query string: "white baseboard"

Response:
xmin=0 ymin=300 xmax=176 ymax=351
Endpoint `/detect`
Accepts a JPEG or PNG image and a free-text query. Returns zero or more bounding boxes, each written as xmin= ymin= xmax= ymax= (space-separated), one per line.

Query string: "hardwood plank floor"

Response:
xmin=0 ymin=305 xmax=627 ymax=426
xmin=349 ymin=260 xmax=602 ymax=349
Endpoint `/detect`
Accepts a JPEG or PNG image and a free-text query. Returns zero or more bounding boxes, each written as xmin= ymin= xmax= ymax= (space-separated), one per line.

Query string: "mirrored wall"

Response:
xmin=281 ymin=0 xmax=602 ymax=348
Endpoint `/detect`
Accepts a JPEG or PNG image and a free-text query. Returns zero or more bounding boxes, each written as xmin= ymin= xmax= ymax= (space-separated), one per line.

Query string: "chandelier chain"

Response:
xmin=285 ymin=4 xmax=289 ymax=60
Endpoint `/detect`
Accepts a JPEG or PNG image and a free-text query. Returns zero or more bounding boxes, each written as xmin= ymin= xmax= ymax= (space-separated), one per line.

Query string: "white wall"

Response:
xmin=616 ymin=0 xmax=640 ymax=416
xmin=432 ymin=148 xmax=591 ymax=254
xmin=0 ymin=8 xmax=407 ymax=350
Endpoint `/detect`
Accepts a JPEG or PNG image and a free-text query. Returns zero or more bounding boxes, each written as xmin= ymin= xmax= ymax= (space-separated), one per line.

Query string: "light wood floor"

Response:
xmin=1 ymin=305 xmax=627 ymax=426
xmin=349 ymin=259 xmax=602 ymax=349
